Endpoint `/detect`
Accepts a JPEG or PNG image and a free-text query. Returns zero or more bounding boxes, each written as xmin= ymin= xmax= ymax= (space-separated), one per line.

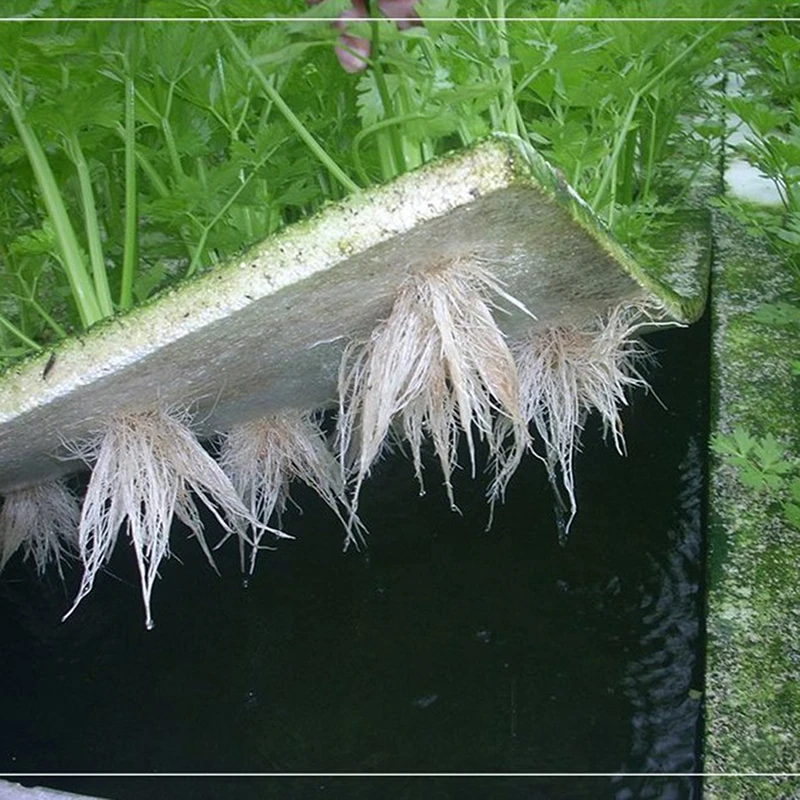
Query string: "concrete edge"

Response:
xmin=704 ymin=209 xmax=800 ymax=794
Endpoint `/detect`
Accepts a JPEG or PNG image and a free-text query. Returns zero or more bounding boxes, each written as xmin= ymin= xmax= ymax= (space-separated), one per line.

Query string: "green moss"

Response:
xmin=636 ymin=209 xmax=713 ymax=320
xmin=499 ymin=134 xmax=711 ymax=323
xmin=708 ymin=776 xmax=800 ymax=799
xmin=705 ymin=211 xmax=800 ymax=790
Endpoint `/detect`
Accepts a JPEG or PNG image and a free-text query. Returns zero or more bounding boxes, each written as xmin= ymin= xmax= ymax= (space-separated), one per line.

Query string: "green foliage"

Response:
xmin=717 ymin=23 xmax=800 ymax=527
xmin=752 ymin=301 xmax=800 ymax=326
xmin=0 ymin=0 xmax=770 ymax=369
xmin=730 ymin=104 xmax=800 ymax=212
xmin=723 ymin=20 xmax=800 ymax=277
xmin=713 ymin=430 xmax=800 ymax=529
xmin=712 ymin=430 xmax=793 ymax=491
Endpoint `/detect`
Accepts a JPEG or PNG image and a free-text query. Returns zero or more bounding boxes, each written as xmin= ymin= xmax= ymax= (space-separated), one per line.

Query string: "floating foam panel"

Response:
xmin=0 ymin=136 xmax=709 ymax=494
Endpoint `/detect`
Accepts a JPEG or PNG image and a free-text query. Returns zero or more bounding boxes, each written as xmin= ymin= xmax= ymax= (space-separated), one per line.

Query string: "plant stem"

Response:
xmin=377 ymin=135 xmax=397 ymax=181
xmin=117 ymin=128 xmax=168 ymax=196
xmin=185 ymin=153 xmax=272 ymax=277
xmin=0 ymin=311 xmax=43 ymax=351
xmin=618 ymin=127 xmax=637 ymax=206
xmin=368 ymin=15 xmax=407 ymax=177
xmin=592 ymin=26 xmax=718 ymax=212
xmin=217 ymin=18 xmax=360 ymax=194
xmin=351 ymin=112 xmax=435 ymax=185
xmin=495 ymin=0 xmax=518 ymax=137
xmin=216 ymin=49 xmax=239 ymax=139
xmin=27 ymin=296 xmax=68 ymax=339
xmin=117 ymin=122 xmax=199 ymax=267
xmin=641 ymin=94 xmax=659 ymax=203
xmin=161 ymin=112 xmax=185 ymax=181
xmin=120 ymin=59 xmax=138 ymax=310
xmin=592 ymin=94 xmax=640 ymax=212
xmin=68 ymin=132 xmax=114 ymax=317
xmin=0 ymin=71 xmax=103 ymax=328
xmin=475 ymin=19 xmax=503 ymax=131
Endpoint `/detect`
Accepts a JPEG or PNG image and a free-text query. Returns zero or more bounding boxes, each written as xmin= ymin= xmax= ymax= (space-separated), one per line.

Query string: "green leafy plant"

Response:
xmin=712 ymin=16 xmax=800 ymax=530
xmin=712 ymin=429 xmax=794 ymax=491
xmin=721 ymin=18 xmax=800 ymax=276
xmin=752 ymin=300 xmax=800 ymax=326
xmin=712 ymin=429 xmax=800 ymax=530
xmin=0 ymin=0 xmax=764 ymax=370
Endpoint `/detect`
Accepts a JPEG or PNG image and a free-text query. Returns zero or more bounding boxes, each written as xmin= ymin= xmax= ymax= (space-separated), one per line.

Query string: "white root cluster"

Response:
xmin=220 ymin=410 xmax=364 ymax=575
xmin=0 ymin=479 xmax=79 ymax=578
xmin=514 ymin=303 xmax=657 ymax=533
xmin=4 ymin=261 xmax=662 ymax=628
xmin=63 ymin=406 xmax=258 ymax=629
xmin=337 ymin=258 xmax=531 ymax=511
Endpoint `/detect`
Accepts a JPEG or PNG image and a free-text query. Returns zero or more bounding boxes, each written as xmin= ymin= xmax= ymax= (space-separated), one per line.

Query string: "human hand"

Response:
xmin=307 ymin=0 xmax=420 ymax=73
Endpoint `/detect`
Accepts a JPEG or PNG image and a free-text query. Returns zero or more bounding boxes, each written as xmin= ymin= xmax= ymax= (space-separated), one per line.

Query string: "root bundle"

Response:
xmin=5 ymin=266 xmax=665 ymax=628
xmin=64 ymin=406 xmax=257 ymax=629
xmin=220 ymin=410 xmax=364 ymax=574
xmin=337 ymin=257 xmax=530 ymax=510
xmin=0 ymin=479 xmax=79 ymax=578
xmin=514 ymin=303 xmax=656 ymax=533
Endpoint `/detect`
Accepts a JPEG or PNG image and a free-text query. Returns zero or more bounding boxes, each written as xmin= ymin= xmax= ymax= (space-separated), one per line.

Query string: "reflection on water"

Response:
xmin=0 ymin=319 xmax=707 ymax=797
xmin=612 ymin=436 xmax=705 ymax=800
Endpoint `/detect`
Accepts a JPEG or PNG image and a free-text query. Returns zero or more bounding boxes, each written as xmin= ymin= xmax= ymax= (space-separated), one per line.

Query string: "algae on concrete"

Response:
xmin=705 ymin=211 xmax=800 ymax=797
xmin=708 ymin=777 xmax=800 ymax=799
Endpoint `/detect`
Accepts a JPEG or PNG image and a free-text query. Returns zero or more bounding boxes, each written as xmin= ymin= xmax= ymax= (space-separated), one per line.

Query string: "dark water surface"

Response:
xmin=0 ymin=318 xmax=708 ymax=799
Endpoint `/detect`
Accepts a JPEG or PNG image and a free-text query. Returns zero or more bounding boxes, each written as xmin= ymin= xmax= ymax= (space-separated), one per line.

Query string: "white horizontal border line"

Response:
xmin=0 ymin=16 xmax=797 ymax=22
xmin=5 ymin=772 xmax=800 ymax=777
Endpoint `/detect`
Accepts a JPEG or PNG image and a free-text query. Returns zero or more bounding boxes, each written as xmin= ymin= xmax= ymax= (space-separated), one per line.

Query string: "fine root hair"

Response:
xmin=220 ymin=410 xmax=365 ymax=574
xmin=64 ymin=406 xmax=258 ymax=629
xmin=0 ymin=479 xmax=80 ymax=579
xmin=513 ymin=302 xmax=659 ymax=534
xmin=337 ymin=256 xmax=531 ymax=511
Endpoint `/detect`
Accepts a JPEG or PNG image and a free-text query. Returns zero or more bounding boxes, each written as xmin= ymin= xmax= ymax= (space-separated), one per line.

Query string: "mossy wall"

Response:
xmin=705 ymin=212 xmax=800 ymax=797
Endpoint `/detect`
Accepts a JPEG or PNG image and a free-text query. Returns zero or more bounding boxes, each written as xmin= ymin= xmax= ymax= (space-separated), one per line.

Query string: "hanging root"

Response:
xmin=337 ymin=256 xmax=531 ymax=511
xmin=63 ymin=406 xmax=258 ymax=629
xmin=220 ymin=410 xmax=365 ymax=574
xmin=512 ymin=301 xmax=661 ymax=535
xmin=0 ymin=479 xmax=80 ymax=579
